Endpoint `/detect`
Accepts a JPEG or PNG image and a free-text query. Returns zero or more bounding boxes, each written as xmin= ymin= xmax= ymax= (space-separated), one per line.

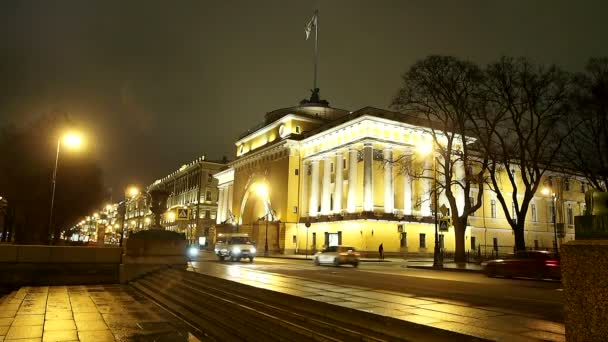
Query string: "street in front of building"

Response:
xmin=188 ymin=252 xmax=565 ymax=341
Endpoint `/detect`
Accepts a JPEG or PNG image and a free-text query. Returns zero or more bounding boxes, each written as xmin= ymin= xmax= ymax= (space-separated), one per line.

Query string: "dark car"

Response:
xmin=482 ymin=250 xmax=560 ymax=280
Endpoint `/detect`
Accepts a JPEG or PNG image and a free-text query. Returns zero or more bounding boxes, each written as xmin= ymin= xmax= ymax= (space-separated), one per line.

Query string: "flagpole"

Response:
xmin=313 ymin=9 xmax=318 ymax=91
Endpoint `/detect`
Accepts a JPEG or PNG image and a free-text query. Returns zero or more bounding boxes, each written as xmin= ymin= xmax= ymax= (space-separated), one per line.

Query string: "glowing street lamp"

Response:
xmin=167 ymin=211 xmax=176 ymax=222
xmin=542 ymin=181 xmax=559 ymax=255
xmin=127 ymin=186 xmax=140 ymax=198
xmin=417 ymin=139 xmax=442 ymax=268
xmin=48 ymin=131 xmax=84 ymax=243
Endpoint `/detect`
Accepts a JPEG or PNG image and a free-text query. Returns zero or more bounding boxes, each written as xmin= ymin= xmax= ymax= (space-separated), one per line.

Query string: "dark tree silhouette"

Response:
xmin=392 ymin=55 xmax=489 ymax=263
xmin=0 ymin=112 xmax=105 ymax=244
xmin=563 ymin=58 xmax=608 ymax=191
xmin=474 ymin=57 xmax=572 ymax=252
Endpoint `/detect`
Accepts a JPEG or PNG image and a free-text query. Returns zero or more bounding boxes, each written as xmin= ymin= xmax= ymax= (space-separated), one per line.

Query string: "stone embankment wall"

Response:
xmin=0 ymin=245 xmax=122 ymax=286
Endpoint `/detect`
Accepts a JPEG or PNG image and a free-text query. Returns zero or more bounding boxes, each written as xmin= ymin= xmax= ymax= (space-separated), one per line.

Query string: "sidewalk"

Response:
xmin=262 ymin=253 xmax=403 ymax=263
xmin=406 ymin=260 xmax=484 ymax=273
xmin=0 ymin=284 xmax=201 ymax=342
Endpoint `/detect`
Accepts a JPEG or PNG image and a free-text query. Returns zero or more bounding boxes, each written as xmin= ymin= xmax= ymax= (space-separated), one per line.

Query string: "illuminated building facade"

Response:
xmin=215 ymin=101 xmax=585 ymax=256
xmin=147 ymin=156 xmax=225 ymax=245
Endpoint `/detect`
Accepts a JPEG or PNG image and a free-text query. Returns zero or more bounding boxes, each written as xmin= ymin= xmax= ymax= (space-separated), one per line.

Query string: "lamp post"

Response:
xmin=541 ymin=183 xmax=559 ymax=255
xmin=48 ymin=132 xmax=83 ymax=243
xmin=418 ymin=140 xmax=442 ymax=268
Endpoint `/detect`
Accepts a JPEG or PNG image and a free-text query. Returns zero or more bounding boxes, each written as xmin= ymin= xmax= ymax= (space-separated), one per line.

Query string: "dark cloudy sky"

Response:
xmin=1 ymin=0 xmax=607 ymax=198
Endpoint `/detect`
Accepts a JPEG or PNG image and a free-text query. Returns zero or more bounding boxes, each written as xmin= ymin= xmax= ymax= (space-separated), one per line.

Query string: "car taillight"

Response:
xmin=545 ymin=259 xmax=559 ymax=267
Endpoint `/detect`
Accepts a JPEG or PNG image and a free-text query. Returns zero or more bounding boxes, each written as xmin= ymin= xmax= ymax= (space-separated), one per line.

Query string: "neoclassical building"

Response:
xmin=215 ymin=99 xmax=584 ymax=256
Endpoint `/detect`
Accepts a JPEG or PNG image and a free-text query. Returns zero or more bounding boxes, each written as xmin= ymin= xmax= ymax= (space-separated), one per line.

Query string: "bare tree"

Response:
xmin=563 ymin=58 xmax=608 ymax=191
xmin=475 ymin=57 xmax=572 ymax=252
xmin=392 ymin=55 xmax=488 ymax=263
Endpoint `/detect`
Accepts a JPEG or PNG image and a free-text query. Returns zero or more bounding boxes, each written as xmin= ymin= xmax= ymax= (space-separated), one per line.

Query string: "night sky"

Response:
xmin=1 ymin=0 xmax=607 ymax=198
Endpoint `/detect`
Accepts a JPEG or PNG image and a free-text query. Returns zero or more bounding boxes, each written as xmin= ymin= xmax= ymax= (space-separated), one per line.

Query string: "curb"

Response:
xmin=262 ymin=255 xmax=395 ymax=263
xmin=406 ymin=264 xmax=484 ymax=273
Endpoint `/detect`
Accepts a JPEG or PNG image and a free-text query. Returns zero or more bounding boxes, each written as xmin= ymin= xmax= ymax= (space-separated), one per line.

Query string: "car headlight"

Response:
xmin=188 ymin=247 xmax=199 ymax=257
xmin=250 ymin=247 xmax=256 ymax=254
xmin=220 ymin=248 xmax=228 ymax=252
xmin=214 ymin=248 xmax=219 ymax=253
xmin=232 ymin=247 xmax=241 ymax=254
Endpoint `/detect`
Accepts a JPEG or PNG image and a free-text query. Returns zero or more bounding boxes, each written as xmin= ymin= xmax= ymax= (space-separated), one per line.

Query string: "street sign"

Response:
xmin=439 ymin=219 xmax=449 ymax=231
xmin=177 ymin=208 xmax=190 ymax=220
xmin=439 ymin=204 xmax=449 ymax=216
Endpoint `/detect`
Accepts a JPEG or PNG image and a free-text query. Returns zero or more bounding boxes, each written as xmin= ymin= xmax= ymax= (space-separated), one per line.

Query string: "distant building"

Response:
xmin=145 ymin=156 xmax=226 ymax=245
xmin=214 ymin=99 xmax=585 ymax=256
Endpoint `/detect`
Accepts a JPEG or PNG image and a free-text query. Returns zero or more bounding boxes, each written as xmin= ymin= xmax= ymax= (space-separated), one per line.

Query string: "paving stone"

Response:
xmin=77 ymin=330 xmax=115 ymax=342
xmin=12 ymin=315 xmax=44 ymax=326
xmin=41 ymin=330 xmax=78 ymax=342
xmin=4 ymin=338 xmax=42 ymax=342
xmin=0 ymin=318 xmax=14 ymax=326
xmin=73 ymin=313 xmax=102 ymax=321
xmin=75 ymin=320 xmax=108 ymax=331
xmin=43 ymin=320 xmax=76 ymax=331
xmin=45 ymin=312 xmax=73 ymax=321
xmin=17 ymin=308 xmax=45 ymax=315
xmin=0 ymin=326 xmax=8 ymax=334
xmin=6 ymin=325 xmax=43 ymax=339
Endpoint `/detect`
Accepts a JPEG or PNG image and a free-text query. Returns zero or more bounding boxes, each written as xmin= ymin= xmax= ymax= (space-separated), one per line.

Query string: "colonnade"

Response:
xmin=304 ymin=144 xmax=466 ymax=218
xmin=216 ymin=183 xmax=233 ymax=224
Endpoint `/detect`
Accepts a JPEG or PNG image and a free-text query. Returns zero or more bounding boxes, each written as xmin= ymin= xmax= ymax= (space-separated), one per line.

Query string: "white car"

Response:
xmin=214 ymin=233 xmax=256 ymax=262
xmin=314 ymin=245 xmax=360 ymax=267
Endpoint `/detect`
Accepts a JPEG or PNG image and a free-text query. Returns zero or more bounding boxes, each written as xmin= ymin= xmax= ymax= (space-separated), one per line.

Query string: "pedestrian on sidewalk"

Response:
xmin=379 ymin=243 xmax=384 ymax=260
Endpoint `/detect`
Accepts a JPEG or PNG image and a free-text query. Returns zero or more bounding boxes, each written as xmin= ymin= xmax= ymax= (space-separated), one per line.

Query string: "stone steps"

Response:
xmin=131 ymin=268 xmax=485 ymax=342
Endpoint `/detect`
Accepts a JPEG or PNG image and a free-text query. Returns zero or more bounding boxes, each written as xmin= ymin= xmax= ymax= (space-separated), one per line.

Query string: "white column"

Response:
xmin=227 ymin=183 xmax=234 ymax=218
xmin=309 ymin=160 xmax=320 ymax=216
xmin=221 ymin=185 xmax=229 ymax=222
xmin=321 ymin=155 xmax=332 ymax=215
xmin=403 ymin=166 xmax=412 ymax=215
xmin=383 ymin=147 xmax=394 ymax=213
xmin=454 ymin=160 xmax=465 ymax=216
xmin=347 ymin=148 xmax=358 ymax=213
xmin=334 ymin=151 xmax=343 ymax=214
xmin=216 ymin=187 xmax=225 ymax=224
xmin=363 ymin=143 xmax=374 ymax=212
xmin=421 ymin=160 xmax=432 ymax=217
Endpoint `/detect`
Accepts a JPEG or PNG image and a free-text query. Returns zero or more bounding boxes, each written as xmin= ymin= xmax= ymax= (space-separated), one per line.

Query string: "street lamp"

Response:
xmin=48 ymin=131 xmax=83 ymax=243
xmin=541 ymin=182 xmax=559 ymax=255
xmin=417 ymin=139 xmax=442 ymax=268
xmin=255 ymin=183 xmax=272 ymax=256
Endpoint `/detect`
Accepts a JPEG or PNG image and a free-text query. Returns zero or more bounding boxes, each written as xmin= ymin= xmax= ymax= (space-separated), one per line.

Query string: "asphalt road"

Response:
xmin=192 ymin=253 xmax=563 ymax=323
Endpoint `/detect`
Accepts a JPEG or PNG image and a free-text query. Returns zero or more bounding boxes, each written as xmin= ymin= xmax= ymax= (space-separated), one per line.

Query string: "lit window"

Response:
xmin=491 ymin=200 xmax=497 ymax=218
xmin=419 ymin=233 xmax=426 ymax=248
xmin=567 ymin=204 xmax=573 ymax=225
xmin=531 ymin=204 xmax=537 ymax=222
xmin=295 ymin=126 xmax=301 ymax=134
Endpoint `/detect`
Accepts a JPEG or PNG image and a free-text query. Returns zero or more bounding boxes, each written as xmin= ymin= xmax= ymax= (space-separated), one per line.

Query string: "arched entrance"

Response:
xmin=238 ymin=180 xmax=281 ymax=253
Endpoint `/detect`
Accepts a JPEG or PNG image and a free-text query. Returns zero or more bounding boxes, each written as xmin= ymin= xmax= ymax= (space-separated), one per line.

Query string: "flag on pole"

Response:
xmin=305 ymin=12 xmax=317 ymax=40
